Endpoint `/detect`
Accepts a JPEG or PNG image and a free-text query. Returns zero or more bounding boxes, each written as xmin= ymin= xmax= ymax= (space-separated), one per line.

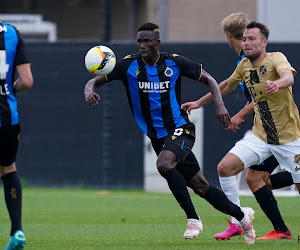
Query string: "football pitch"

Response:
xmin=0 ymin=188 xmax=299 ymax=249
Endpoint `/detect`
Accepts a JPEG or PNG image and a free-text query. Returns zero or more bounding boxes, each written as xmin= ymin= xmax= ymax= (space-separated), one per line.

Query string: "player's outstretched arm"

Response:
xmin=181 ymin=100 xmax=202 ymax=115
xmin=181 ymin=78 xmax=235 ymax=114
xmin=84 ymin=76 xmax=107 ymax=106
xmin=229 ymin=101 xmax=254 ymax=132
xmin=200 ymin=69 xmax=231 ymax=129
xmin=266 ymin=68 xmax=294 ymax=94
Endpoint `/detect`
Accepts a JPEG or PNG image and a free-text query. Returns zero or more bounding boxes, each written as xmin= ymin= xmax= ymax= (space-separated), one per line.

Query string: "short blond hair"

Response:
xmin=221 ymin=12 xmax=249 ymax=40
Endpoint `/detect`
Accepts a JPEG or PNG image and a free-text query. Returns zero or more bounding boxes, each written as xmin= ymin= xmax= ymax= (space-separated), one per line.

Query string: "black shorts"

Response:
xmin=151 ymin=123 xmax=200 ymax=182
xmin=248 ymin=155 xmax=278 ymax=174
xmin=0 ymin=124 xmax=20 ymax=166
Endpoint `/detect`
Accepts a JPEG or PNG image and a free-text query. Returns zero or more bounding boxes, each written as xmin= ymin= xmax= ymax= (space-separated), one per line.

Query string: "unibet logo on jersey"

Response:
xmin=138 ymin=81 xmax=170 ymax=93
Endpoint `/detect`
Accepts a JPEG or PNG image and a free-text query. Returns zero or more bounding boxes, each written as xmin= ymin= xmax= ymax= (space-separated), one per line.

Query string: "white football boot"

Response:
xmin=183 ymin=218 xmax=203 ymax=239
xmin=239 ymin=207 xmax=256 ymax=244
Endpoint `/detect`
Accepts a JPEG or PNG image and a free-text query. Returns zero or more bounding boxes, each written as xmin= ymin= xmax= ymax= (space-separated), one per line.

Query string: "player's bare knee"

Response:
xmin=217 ymin=161 xmax=230 ymax=177
xmin=246 ymin=171 xmax=255 ymax=186
xmin=246 ymin=170 xmax=267 ymax=192
xmin=0 ymin=164 xmax=17 ymax=177
xmin=156 ymin=158 xmax=172 ymax=174
xmin=246 ymin=169 xmax=268 ymax=187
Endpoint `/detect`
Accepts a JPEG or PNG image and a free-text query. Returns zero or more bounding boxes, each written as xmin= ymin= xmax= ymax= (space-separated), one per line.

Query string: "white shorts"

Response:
xmin=229 ymin=132 xmax=300 ymax=183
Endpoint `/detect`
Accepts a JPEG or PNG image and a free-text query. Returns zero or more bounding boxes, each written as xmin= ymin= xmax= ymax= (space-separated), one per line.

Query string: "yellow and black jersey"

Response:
xmin=230 ymin=52 xmax=300 ymax=145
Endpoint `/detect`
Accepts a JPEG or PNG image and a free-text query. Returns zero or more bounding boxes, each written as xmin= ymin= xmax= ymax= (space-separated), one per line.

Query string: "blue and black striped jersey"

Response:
xmin=0 ymin=21 xmax=29 ymax=127
xmin=107 ymin=52 xmax=203 ymax=139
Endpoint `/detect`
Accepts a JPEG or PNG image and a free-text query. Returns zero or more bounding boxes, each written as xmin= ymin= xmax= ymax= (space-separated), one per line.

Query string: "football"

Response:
xmin=84 ymin=45 xmax=116 ymax=76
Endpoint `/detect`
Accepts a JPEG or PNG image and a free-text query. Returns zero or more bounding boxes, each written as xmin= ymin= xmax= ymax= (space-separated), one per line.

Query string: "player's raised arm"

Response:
xmin=84 ymin=75 xmax=108 ymax=106
xmin=199 ymin=69 xmax=231 ymax=129
xmin=266 ymin=68 xmax=294 ymax=94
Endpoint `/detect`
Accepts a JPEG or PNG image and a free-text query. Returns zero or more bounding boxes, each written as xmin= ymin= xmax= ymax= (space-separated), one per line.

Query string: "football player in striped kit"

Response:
xmin=0 ymin=21 xmax=33 ymax=250
xmin=85 ymin=22 xmax=256 ymax=244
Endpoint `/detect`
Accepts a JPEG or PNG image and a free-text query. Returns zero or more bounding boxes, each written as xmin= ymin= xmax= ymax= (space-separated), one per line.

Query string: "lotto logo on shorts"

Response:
xmin=172 ymin=128 xmax=183 ymax=140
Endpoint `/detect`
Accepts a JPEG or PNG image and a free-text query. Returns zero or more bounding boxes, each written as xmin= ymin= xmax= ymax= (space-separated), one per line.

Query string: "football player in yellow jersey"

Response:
xmin=208 ymin=14 xmax=292 ymax=241
xmin=183 ymin=20 xmax=300 ymax=238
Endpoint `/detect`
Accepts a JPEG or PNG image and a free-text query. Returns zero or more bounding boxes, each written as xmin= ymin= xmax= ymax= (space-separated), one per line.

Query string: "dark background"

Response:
xmin=16 ymin=42 xmax=300 ymax=189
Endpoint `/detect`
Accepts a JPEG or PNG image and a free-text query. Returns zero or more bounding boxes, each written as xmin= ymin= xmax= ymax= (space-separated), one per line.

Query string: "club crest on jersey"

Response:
xmin=259 ymin=65 xmax=267 ymax=75
xmin=294 ymin=154 xmax=300 ymax=164
xmin=164 ymin=67 xmax=173 ymax=77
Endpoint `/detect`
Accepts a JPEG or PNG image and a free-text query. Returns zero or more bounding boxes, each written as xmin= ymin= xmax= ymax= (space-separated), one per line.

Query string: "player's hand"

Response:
xmin=229 ymin=114 xmax=246 ymax=132
xmin=84 ymin=79 xmax=100 ymax=106
xmin=181 ymin=101 xmax=201 ymax=115
xmin=266 ymin=80 xmax=279 ymax=94
xmin=215 ymin=103 xmax=231 ymax=130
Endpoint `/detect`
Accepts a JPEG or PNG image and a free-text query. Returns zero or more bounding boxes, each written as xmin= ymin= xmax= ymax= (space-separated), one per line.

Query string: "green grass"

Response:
xmin=0 ymin=188 xmax=299 ymax=249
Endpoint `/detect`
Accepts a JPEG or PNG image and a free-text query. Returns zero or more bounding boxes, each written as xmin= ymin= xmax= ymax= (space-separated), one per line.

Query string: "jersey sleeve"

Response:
xmin=172 ymin=54 xmax=202 ymax=81
xmin=106 ymin=55 xmax=132 ymax=82
xmin=14 ymin=30 xmax=30 ymax=67
xmin=230 ymin=59 xmax=244 ymax=83
xmin=273 ymin=52 xmax=296 ymax=76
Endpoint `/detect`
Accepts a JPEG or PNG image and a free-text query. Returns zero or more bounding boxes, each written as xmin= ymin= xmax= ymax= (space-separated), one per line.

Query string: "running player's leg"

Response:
xmin=215 ymin=150 xmax=249 ymax=240
xmin=186 ymin=151 xmax=255 ymax=244
xmin=187 ymin=168 xmax=244 ymax=219
xmin=153 ymin=124 xmax=202 ymax=239
xmin=216 ymin=162 xmax=242 ymax=240
xmin=0 ymin=125 xmax=25 ymax=249
xmin=246 ymin=158 xmax=290 ymax=239
xmin=268 ymin=171 xmax=294 ymax=190
xmin=1 ymin=164 xmax=23 ymax=236
xmin=213 ymin=133 xmax=272 ymax=243
xmin=250 ymin=156 xmax=293 ymax=190
xmin=157 ymin=150 xmax=199 ymax=220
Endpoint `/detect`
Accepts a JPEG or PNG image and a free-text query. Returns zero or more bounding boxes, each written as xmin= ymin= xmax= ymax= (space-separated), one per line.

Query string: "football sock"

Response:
xmin=253 ymin=185 xmax=288 ymax=232
xmin=1 ymin=171 xmax=23 ymax=236
xmin=219 ymin=176 xmax=241 ymax=225
xmin=161 ymin=168 xmax=198 ymax=219
xmin=270 ymin=171 xmax=293 ymax=189
xmin=203 ymin=185 xmax=244 ymax=221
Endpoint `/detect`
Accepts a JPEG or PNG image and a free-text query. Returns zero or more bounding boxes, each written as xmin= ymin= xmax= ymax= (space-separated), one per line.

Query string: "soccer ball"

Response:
xmin=84 ymin=45 xmax=116 ymax=76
